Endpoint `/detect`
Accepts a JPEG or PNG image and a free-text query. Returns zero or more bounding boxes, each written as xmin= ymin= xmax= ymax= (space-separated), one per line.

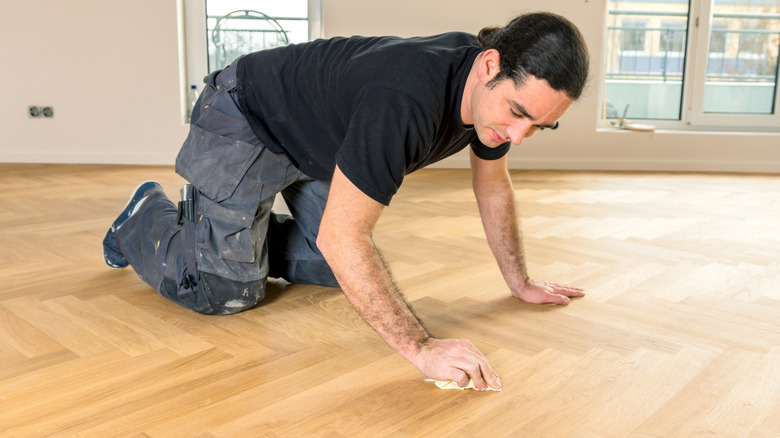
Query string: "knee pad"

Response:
xmin=199 ymin=272 xmax=267 ymax=315
xmin=160 ymin=273 xmax=266 ymax=315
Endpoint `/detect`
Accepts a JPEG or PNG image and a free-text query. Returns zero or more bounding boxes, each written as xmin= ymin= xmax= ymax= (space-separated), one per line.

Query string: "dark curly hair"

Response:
xmin=477 ymin=12 xmax=589 ymax=100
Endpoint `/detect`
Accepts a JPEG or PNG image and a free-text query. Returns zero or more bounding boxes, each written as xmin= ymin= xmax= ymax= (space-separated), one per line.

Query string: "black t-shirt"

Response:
xmin=236 ymin=32 xmax=510 ymax=205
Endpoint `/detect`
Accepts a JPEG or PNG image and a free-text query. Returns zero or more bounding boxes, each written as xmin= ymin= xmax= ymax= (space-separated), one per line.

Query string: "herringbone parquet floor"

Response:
xmin=1 ymin=163 xmax=778 ymax=437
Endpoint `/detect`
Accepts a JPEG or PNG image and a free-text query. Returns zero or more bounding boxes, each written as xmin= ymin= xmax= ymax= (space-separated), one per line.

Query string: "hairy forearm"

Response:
xmin=474 ymin=181 xmax=531 ymax=291
xmin=321 ymin=234 xmax=429 ymax=360
xmin=316 ymin=166 xmax=504 ymax=386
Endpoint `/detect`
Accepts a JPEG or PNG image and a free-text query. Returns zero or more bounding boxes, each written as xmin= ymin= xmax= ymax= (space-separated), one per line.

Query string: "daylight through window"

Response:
xmin=604 ymin=0 xmax=780 ymax=130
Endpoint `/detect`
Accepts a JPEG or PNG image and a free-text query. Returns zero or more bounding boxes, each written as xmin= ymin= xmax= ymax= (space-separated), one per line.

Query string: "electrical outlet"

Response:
xmin=28 ymin=105 xmax=54 ymax=118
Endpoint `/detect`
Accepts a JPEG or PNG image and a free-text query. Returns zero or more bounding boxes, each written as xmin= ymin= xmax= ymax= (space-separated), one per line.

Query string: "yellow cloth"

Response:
xmin=425 ymin=378 xmax=501 ymax=391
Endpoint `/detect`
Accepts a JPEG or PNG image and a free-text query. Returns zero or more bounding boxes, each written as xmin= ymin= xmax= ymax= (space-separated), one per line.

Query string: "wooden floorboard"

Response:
xmin=0 ymin=163 xmax=779 ymax=437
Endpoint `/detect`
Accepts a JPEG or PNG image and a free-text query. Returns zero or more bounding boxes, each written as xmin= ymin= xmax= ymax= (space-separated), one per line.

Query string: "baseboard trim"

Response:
xmin=429 ymin=155 xmax=780 ymax=174
xmin=0 ymin=152 xmax=176 ymax=165
xmin=2 ymin=152 xmax=778 ymax=174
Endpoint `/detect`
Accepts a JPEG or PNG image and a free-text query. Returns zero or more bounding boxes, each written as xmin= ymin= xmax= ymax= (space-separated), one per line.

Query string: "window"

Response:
xmin=603 ymin=0 xmax=780 ymax=131
xmin=205 ymin=1 xmax=312 ymax=71
xmin=621 ymin=19 xmax=649 ymax=52
xmin=709 ymin=21 xmax=729 ymax=54
xmin=605 ymin=5 xmax=689 ymax=120
xmin=179 ymin=0 xmax=321 ymax=122
xmin=661 ymin=20 xmax=687 ymax=54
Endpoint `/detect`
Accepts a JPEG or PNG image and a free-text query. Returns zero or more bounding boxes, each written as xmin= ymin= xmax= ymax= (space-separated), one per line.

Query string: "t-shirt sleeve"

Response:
xmin=470 ymin=138 xmax=510 ymax=160
xmin=335 ymin=87 xmax=434 ymax=206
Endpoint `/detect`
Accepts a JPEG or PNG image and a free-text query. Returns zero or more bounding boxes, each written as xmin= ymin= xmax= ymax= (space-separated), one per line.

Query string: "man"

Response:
xmin=103 ymin=12 xmax=589 ymax=391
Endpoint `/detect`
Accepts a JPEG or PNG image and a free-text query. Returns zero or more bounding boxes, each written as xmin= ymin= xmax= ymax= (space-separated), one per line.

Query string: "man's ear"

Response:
xmin=477 ymin=49 xmax=501 ymax=83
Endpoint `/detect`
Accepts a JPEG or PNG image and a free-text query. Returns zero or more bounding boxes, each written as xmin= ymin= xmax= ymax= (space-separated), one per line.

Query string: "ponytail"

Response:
xmin=476 ymin=26 xmax=501 ymax=50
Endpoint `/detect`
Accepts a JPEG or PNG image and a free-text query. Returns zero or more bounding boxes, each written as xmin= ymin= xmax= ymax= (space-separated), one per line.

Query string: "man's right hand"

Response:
xmin=411 ymin=337 xmax=501 ymax=391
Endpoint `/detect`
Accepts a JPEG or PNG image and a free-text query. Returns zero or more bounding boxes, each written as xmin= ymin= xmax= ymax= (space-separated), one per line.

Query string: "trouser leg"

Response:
xmin=116 ymin=58 xmax=293 ymax=315
xmin=114 ymin=189 xmax=180 ymax=297
xmin=115 ymin=188 xmax=267 ymax=315
xmin=267 ymin=176 xmax=339 ymax=287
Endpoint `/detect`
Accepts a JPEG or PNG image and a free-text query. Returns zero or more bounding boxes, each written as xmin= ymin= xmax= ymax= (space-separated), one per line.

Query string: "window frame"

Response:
xmin=686 ymin=0 xmax=780 ymax=130
xmin=603 ymin=0 xmax=780 ymax=133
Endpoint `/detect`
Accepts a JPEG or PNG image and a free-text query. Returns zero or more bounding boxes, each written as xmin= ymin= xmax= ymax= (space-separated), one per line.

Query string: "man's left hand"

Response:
xmin=512 ymin=280 xmax=585 ymax=305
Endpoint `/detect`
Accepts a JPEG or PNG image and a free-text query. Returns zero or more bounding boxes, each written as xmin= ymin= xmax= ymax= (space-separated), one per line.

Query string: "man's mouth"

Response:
xmin=491 ymin=129 xmax=508 ymax=144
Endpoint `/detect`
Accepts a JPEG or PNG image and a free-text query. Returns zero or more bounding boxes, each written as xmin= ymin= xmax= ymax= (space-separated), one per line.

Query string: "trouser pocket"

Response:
xmin=197 ymin=194 xmax=261 ymax=265
xmin=176 ymin=123 xmax=261 ymax=203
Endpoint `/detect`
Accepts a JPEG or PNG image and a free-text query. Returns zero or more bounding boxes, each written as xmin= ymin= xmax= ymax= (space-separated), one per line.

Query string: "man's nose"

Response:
xmin=507 ymin=121 xmax=532 ymax=145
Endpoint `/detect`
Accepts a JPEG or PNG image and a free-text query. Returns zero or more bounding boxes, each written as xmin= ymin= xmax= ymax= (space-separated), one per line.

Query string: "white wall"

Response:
xmin=1 ymin=0 xmax=778 ymax=172
xmin=0 ymin=0 xmax=187 ymax=164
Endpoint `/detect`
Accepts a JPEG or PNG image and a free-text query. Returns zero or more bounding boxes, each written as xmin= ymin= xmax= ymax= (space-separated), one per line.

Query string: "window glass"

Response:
xmin=205 ymin=0 xmax=309 ymax=71
xmin=702 ymin=0 xmax=780 ymax=114
xmin=605 ymin=0 xmax=691 ymax=120
xmin=621 ymin=19 xmax=649 ymax=52
xmin=661 ymin=20 xmax=687 ymax=53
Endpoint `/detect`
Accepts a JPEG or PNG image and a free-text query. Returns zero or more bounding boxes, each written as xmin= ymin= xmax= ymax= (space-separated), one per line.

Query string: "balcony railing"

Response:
xmin=606 ymin=10 xmax=780 ymax=83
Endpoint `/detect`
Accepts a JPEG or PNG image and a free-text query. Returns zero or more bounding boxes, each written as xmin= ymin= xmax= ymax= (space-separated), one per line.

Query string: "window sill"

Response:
xmin=596 ymin=126 xmax=780 ymax=136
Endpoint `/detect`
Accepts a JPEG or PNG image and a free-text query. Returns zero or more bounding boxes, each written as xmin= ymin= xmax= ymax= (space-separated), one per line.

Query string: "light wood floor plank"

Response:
xmin=1 ymin=163 xmax=779 ymax=437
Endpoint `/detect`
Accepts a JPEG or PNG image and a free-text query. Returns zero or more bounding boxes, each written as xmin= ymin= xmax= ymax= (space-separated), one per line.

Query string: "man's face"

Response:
xmin=466 ymin=74 xmax=574 ymax=148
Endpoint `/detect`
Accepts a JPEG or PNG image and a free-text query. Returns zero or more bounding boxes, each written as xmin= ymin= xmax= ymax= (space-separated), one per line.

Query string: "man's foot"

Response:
xmin=102 ymin=181 xmax=163 ymax=268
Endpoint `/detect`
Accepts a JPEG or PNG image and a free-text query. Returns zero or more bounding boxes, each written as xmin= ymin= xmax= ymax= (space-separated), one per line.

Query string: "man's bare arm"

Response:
xmin=317 ymin=165 xmax=501 ymax=390
xmin=470 ymin=150 xmax=584 ymax=304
